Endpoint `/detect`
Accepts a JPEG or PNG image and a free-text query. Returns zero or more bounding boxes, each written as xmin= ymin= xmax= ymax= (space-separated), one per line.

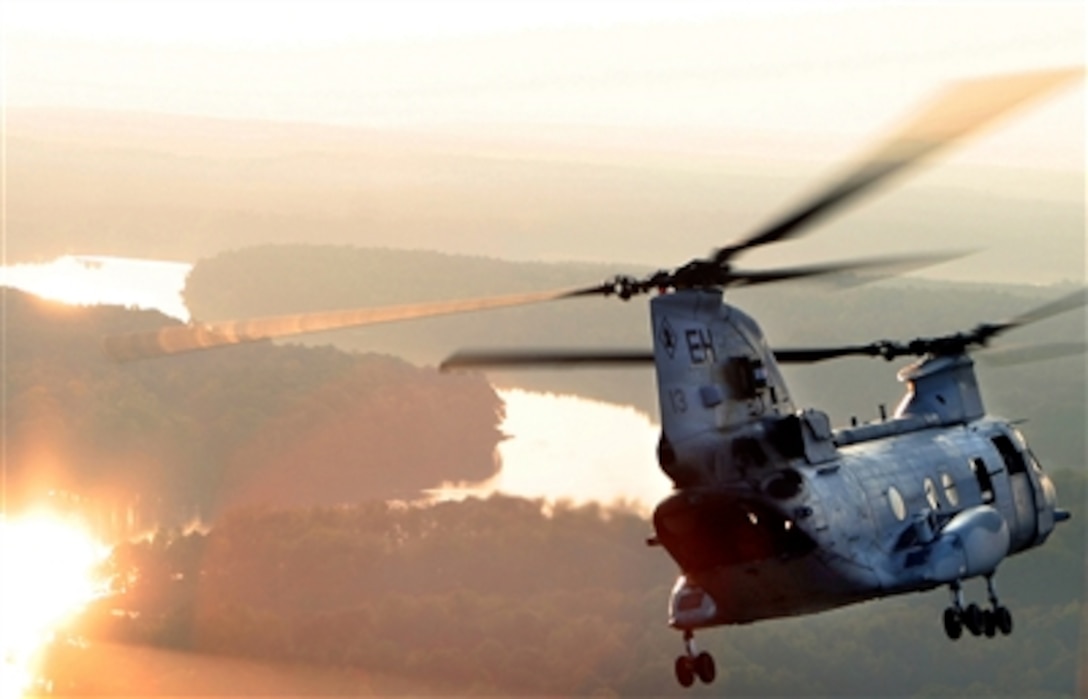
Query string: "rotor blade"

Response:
xmin=441 ymin=349 xmax=655 ymax=371
xmin=442 ymin=343 xmax=900 ymax=370
xmin=1001 ymin=287 xmax=1088 ymax=330
xmin=728 ymin=251 xmax=966 ymax=288
xmin=772 ymin=345 xmax=887 ymax=364
xmin=978 ymin=341 xmax=1088 ymax=367
xmin=103 ymin=288 xmax=583 ymax=362
xmin=969 ymin=286 xmax=1088 ymax=343
xmin=714 ymin=67 xmax=1083 ymax=264
xmin=441 ymin=334 xmax=1084 ymax=371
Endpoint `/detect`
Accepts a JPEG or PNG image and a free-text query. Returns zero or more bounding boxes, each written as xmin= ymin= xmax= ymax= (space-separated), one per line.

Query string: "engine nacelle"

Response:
xmin=924 ymin=505 xmax=1010 ymax=583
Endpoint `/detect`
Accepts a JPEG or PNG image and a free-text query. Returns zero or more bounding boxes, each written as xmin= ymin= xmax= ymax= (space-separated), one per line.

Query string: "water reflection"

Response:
xmin=436 ymin=387 xmax=671 ymax=513
xmin=2 ymin=255 xmax=191 ymax=321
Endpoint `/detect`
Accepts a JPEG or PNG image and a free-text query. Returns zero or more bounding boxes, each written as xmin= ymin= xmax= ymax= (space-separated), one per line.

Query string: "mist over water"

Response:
xmin=3 ymin=256 xmax=668 ymax=509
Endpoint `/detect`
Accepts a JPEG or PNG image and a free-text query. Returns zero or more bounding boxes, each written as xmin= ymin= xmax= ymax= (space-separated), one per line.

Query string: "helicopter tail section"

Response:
xmin=650 ymin=289 xmax=796 ymax=487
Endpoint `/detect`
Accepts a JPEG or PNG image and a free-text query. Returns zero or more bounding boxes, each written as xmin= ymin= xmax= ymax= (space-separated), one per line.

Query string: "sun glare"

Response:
xmin=0 ymin=510 xmax=108 ymax=698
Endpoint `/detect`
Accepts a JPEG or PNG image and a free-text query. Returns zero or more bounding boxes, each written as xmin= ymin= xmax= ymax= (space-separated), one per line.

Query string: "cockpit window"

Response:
xmin=991 ymin=434 xmax=1027 ymax=475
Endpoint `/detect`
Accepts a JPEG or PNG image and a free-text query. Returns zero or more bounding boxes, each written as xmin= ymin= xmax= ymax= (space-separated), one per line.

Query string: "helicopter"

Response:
xmin=103 ymin=67 xmax=1085 ymax=688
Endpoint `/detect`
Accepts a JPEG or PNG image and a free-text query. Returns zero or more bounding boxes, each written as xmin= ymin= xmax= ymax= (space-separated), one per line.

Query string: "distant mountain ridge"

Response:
xmin=6 ymin=107 xmax=1083 ymax=285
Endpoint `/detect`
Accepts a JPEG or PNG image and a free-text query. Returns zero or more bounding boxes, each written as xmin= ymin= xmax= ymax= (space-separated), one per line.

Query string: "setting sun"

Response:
xmin=0 ymin=510 xmax=107 ymax=698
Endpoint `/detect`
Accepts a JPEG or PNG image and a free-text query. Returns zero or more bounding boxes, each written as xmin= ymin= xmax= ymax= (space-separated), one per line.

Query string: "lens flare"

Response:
xmin=0 ymin=510 xmax=108 ymax=698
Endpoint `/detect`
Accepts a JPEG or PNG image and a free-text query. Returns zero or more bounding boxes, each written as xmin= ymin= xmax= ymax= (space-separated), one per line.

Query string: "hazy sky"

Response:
xmin=3 ymin=1 xmax=1083 ymax=173
xmin=2 ymin=1 xmax=1084 ymax=281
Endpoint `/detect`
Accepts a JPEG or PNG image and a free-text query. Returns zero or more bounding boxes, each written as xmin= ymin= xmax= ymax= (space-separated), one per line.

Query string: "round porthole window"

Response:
xmin=924 ymin=478 xmax=939 ymax=510
xmin=887 ymin=486 xmax=907 ymax=521
xmin=941 ymin=472 xmax=959 ymax=507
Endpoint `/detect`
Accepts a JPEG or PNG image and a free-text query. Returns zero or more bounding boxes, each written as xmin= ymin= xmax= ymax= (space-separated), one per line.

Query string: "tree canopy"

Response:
xmin=3 ymin=288 xmax=503 ymax=525
xmin=77 ymin=473 xmax=1085 ymax=696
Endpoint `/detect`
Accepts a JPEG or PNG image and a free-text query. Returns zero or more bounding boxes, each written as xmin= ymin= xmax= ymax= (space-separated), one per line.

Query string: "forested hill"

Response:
xmin=76 ymin=472 xmax=1084 ymax=697
xmin=3 ymin=288 xmax=503 ymax=526
xmin=184 ymin=244 xmax=1087 ymax=469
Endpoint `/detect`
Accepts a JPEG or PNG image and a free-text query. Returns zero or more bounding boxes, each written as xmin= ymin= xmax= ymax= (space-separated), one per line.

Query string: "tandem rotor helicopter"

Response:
xmin=105 ymin=68 xmax=1085 ymax=687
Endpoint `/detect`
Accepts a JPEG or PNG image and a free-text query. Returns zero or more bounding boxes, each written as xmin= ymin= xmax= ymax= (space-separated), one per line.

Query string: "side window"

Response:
xmin=887 ymin=486 xmax=907 ymax=521
xmin=971 ymin=458 xmax=994 ymax=504
xmin=924 ymin=478 xmax=940 ymax=510
xmin=941 ymin=472 xmax=959 ymax=507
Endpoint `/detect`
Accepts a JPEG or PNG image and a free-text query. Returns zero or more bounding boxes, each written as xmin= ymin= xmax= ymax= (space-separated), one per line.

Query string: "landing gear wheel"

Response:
xmin=995 ymin=606 xmax=1013 ymax=635
xmin=694 ymin=652 xmax=716 ymax=684
xmin=675 ymin=656 xmax=695 ymax=688
xmin=982 ymin=608 xmax=997 ymax=638
xmin=942 ymin=607 xmax=963 ymax=640
xmin=963 ymin=603 xmax=983 ymax=636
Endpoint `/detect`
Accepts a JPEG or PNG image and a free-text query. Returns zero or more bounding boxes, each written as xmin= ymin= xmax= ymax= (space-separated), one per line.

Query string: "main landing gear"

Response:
xmin=674 ymin=630 xmax=716 ymax=688
xmin=942 ymin=576 xmax=1013 ymax=640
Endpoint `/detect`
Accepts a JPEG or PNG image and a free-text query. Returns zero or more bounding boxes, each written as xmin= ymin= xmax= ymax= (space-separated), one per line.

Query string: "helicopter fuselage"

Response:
xmin=646 ymin=289 xmax=1065 ymax=631
xmin=658 ymin=414 xmax=1061 ymax=629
